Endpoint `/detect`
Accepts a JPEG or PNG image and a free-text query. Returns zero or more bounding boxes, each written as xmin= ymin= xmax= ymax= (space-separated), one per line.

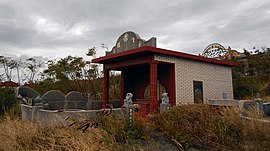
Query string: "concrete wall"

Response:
xmin=21 ymin=104 xmax=121 ymax=125
xmin=155 ymin=54 xmax=234 ymax=104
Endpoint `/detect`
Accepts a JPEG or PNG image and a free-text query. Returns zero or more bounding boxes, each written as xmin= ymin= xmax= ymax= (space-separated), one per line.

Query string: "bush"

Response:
xmin=0 ymin=87 xmax=20 ymax=117
xmin=233 ymin=76 xmax=261 ymax=99
xmin=98 ymin=111 xmax=152 ymax=143
xmin=152 ymin=104 xmax=246 ymax=150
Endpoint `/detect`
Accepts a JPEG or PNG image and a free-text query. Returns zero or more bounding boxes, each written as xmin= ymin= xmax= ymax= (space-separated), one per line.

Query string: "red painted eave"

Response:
xmin=0 ymin=81 xmax=19 ymax=87
xmin=92 ymin=46 xmax=237 ymax=67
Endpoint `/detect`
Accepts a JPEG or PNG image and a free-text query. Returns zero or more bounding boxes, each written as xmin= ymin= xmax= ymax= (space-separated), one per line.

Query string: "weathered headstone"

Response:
xmin=241 ymin=99 xmax=264 ymax=117
xmin=66 ymin=91 xmax=86 ymax=109
xmin=41 ymin=90 xmax=65 ymax=110
xmin=17 ymin=86 xmax=39 ymax=99
xmin=253 ymin=98 xmax=264 ymax=115
xmin=263 ymin=103 xmax=270 ymax=116
xmin=17 ymin=86 xmax=39 ymax=105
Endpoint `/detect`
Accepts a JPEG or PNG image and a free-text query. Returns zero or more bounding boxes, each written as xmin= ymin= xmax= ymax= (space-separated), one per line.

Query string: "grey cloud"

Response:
xmin=0 ymin=0 xmax=270 ymax=58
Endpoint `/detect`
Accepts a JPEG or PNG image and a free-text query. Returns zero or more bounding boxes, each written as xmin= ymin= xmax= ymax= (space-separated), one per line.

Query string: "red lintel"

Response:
xmin=92 ymin=46 xmax=237 ymax=67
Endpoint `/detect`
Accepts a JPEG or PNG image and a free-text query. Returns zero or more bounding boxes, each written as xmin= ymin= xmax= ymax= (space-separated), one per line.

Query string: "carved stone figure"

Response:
xmin=124 ymin=93 xmax=133 ymax=107
xmin=161 ymin=92 xmax=169 ymax=105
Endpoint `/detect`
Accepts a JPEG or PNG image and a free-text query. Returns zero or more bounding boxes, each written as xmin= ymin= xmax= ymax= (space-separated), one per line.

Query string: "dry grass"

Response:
xmin=0 ymin=117 xmax=117 ymax=151
xmin=98 ymin=111 xmax=153 ymax=143
xmin=261 ymin=95 xmax=270 ymax=102
xmin=2 ymin=104 xmax=270 ymax=151
xmin=151 ymin=104 xmax=270 ymax=151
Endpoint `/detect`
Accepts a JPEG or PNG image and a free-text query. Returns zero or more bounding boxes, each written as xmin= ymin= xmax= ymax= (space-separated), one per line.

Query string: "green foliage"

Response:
xmin=86 ymin=47 xmax=97 ymax=56
xmin=0 ymin=87 xmax=20 ymax=117
xmin=232 ymin=53 xmax=270 ymax=99
xmin=233 ymin=76 xmax=261 ymax=99
xmin=43 ymin=55 xmax=100 ymax=95
xmin=24 ymin=79 xmax=62 ymax=95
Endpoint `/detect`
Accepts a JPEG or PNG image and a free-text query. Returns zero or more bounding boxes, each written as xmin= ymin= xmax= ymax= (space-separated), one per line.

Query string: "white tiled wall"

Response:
xmin=155 ymin=54 xmax=234 ymax=105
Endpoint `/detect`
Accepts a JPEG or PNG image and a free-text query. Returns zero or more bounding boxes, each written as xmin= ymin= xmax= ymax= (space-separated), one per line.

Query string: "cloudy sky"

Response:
xmin=1 ymin=0 xmax=270 ymax=60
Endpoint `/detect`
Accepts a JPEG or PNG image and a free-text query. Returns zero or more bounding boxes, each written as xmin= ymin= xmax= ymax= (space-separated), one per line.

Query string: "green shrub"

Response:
xmin=0 ymin=87 xmax=20 ymax=117
xmin=98 ymin=111 xmax=151 ymax=143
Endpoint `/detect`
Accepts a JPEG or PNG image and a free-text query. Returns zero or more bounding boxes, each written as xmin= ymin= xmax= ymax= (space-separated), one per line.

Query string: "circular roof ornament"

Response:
xmin=202 ymin=43 xmax=227 ymax=58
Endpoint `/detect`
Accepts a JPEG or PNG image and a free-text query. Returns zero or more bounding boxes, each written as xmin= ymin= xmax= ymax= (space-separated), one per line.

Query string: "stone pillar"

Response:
xmin=150 ymin=62 xmax=158 ymax=113
xmin=103 ymin=67 xmax=109 ymax=108
xmin=120 ymin=71 xmax=125 ymax=107
xmin=122 ymin=105 xmax=135 ymax=127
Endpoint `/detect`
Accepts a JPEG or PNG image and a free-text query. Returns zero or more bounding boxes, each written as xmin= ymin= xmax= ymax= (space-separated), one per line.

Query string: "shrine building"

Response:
xmin=92 ymin=31 xmax=236 ymax=115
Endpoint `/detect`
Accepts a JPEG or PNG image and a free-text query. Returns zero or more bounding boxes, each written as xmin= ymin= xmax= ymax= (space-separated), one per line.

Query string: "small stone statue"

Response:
xmin=161 ymin=92 xmax=169 ymax=105
xmin=124 ymin=93 xmax=133 ymax=107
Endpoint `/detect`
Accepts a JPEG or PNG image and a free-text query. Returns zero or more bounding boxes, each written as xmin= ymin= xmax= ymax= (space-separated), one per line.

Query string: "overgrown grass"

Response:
xmin=98 ymin=111 xmax=153 ymax=143
xmin=151 ymin=104 xmax=270 ymax=151
xmin=2 ymin=104 xmax=269 ymax=150
xmin=0 ymin=116 xmax=117 ymax=151
xmin=0 ymin=111 xmax=154 ymax=151
xmin=261 ymin=95 xmax=270 ymax=102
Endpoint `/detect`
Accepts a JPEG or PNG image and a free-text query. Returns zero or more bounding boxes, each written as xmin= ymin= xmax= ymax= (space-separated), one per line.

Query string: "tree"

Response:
xmin=0 ymin=55 xmax=42 ymax=84
xmin=0 ymin=55 xmax=22 ymax=83
xmin=43 ymin=55 xmax=100 ymax=95
xmin=24 ymin=57 xmax=43 ymax=83
xmin=0 ymin=55 xmax=12 ymax=81
xmin=86 ymin=47 xmax=97 ymax=58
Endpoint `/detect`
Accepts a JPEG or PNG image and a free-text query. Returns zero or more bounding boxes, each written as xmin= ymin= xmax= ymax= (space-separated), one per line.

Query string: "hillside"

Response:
xmin=232 ymin=52 xmax=270 ymax=99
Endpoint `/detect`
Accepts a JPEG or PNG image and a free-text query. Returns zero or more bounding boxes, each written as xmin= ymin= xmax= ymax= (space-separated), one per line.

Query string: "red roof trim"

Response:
xmin=92 ymin=46 xmax=237 ymax=67
xmin=0 ymin=81 xmax=19 ymax=87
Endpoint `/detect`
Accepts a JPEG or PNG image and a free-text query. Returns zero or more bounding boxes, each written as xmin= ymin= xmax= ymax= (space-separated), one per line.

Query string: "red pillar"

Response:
xmin=169 ymin=64 xmax=176 ymax=106
xmin=103 ymin=67 xmax=109 ymax=108
xmin=150 ymin=62 xmax=158 ymax=113
xmin=120 ymin=71 xmax=125 ymax=107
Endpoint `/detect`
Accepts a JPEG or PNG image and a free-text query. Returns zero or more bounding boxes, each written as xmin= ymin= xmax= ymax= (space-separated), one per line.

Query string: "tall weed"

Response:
xmin=152 ymin=104 xmax=270 ymax=150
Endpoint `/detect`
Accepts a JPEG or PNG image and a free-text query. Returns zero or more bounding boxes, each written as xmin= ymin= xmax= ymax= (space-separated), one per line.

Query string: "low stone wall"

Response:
xmin=208 ymin=99 xmax=239 ymax=106
xmin=20 ymin=104 xmax=121 ymax=125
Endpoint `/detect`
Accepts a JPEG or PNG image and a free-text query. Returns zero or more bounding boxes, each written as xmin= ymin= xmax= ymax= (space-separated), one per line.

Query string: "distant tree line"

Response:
xmin=232 ymin=52 xmax=270 ymax=99
xmin=0 ymin=46 xmax=120 ymax=100
xmin=0 ymin=55 xmax=43 ymax=84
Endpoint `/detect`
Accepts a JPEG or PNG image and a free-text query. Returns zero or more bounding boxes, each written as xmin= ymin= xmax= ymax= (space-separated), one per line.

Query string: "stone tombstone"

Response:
xmin=106 ymin=31 xmax=156 ymax=55
xmin=241 ymin=99 xmax=264 ymax=117
xmin=253 ymin=98 xmax=264 ymax=115
xmin=17 ymin=86 xmax=39 ymax=99
xmin=160 ymin=92 xmax=170 ymax=112
xmin=17 ymin=86 xmax=39 ymax=105
xmin=41 ymin=90 xmax=65 ymax=110
xmin=263 ymin=103 xmax=270 ymax=117
xmin=66 ymin=91 xmax=86 ymax=109
xmin=127 ymin=106 xmax=135 ymax=127
xmin=33 ymin=96 xmax=42 ymax=106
